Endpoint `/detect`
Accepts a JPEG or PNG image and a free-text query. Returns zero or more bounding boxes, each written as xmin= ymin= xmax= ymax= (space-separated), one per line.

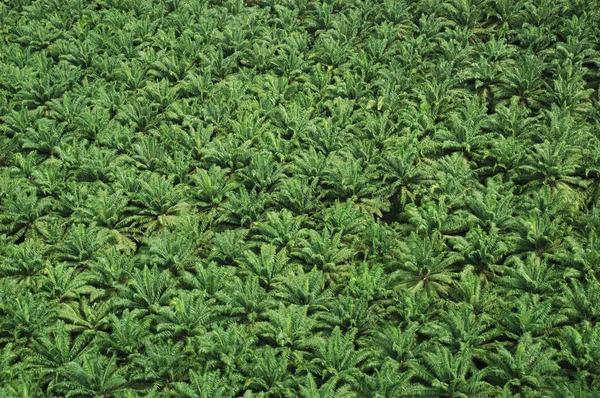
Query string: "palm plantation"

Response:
xmin=1 ymin=0 xmax=600 ymax=396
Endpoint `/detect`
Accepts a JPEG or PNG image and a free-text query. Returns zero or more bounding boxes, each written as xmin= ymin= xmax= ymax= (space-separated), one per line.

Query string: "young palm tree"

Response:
xmin=172 ymin=369 xmax=239 ymax=398
xmin=0 ymin=238 xmax=47 ymax=286
xmin=51 ymin=352 xmax=129 ymax=398
xmin=141 ymin=228 xmax=199 ymax=274
xmin=225 ymin=276 xmax=277 ymax=324
xmin=298 ymin=372 xmax=357 ymax=398
xmin=52 ymin=224 xmax=112 ymax=265
xmin=515 ymin=140 xmax=586 ymax=207
xmin=422 ymin=303 xmax=501 ymax=362
xmin=363 ymin=322 xmax=422 ymax=370
xmin=555 ymin=324 xmax=600 ymax=389
xmin=115 ymin=265 xmax=176 ymax=315
xmin=407 ymin=345 xmax=498 ymax=397
xmin=272 ymin=177 xmax=322 ymax=215
xmin=188 ymin=165 xmax=237 ymax=214
xmin=252 ymin=209 xmax=307 ymax=252
xmin=498 ymin=293 xmax=567 ymax=340
xmin=97 ymin=309 xmax=151 ymax=360
xmin=130 ymin=340 xmax=189 ymax=392
xmin=499 ymin=253 xmax=564 ymax=296
xmin=0 ymin=188 xmax=53 ymax=242
xmin=317 ymin=296 xmax=374 ymax=337
xmin=238 ymin=244 xmax=291 ymax=290
xmin=0 ymin=288 xmax=56 ymax=345
xmin=449 ymin=225 xmax=511 ymax=277
xmin=155 ymin=291 xmax=219 ymax=350
xmin=484 ymin=333 xmax=562 ymax=396
xmin=556 ymin=279 xmax=600 ymax=325
xmin=310 ymin=327 xmax=368 ymax=388
xmin=254 ymin=303 xmax=319 ymax=351
xmin=242 ymin=346 xmax=296 ymax=396
xmin=38 ymin=262 xmax=97 ymax=303
xmin=26 ymin=320 xmax=91 ymax=388
xmin=57 ymin=297 xmax=114 ymax=337
xmin=274 ymin=267 xmax=332 ymax=314
xmin=120 ymin=173 xmax=190 ymax=237
xmin=493 ymin=53 xmax=547 ymax=110
xmin=390 ymin=232 xmax=462 ymax=298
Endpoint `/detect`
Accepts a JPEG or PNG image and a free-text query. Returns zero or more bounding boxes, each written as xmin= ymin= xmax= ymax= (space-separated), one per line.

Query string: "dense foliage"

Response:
xmin=1 ymin=0 xmax=600 ymax=396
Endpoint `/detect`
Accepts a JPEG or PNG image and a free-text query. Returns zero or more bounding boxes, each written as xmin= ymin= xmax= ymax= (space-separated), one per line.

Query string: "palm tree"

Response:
xmin=547 ymin=62 xmax=594 ymax=114
xmin=379 ymin=138 xmax=434 ymax=209
xmin=272 ymin=177 xmax=322 ymax=215
xmin=512 ymin=207 xmax=567 ymax=258
xmin=199 ymin=324 xmax=258 ymax=377
xmin=97 ymin=309 xmax=151 ymax=360
xmin=352 ymin=357 xmax=415 ymax=398
xmin=237 ymin=152 xmax=284 ymax=193
xmin=130 ymin=340 xmax=190 ymax=391
xmin=126 ymin=135 xmax=172 ymax=174
xmin=0 ymin=288 xmax=56 ymax=345
xmin=225 ymin=276 xmax=277 ymax=325
xmin=431 ymin=97 xmax=495 ymax=160
xmin=556 ymin=279 xmax=600 ymax=325
xmin=219 ymin=188 xmax=266 ymax=228
xmin=50 ymin=352 xmax=129 ymax=398
xmin=0 ymin=188 xmax=53 ymax=242
xmin=172 ymin=369 xmax=239 ymax=398
xmin=242 ymin=346 xmax=296 ymax=396
xmin=402 ymin=198 xmax=473 ymax=238
xmin=555 ymin=324 xmax=600 ymax=388
xmin=120 ymin=172 xmax=190 ymax=238
xmin=310 ymin=327 xmax=368 ymax=387
xmin=254 ymin=303 xmax=319 ymax=351
xmin=274 ymin=267 xmax=332 ymax=313
xmin=72 ymin=189 xmax=134 ymax=252
xmin=238 ymin=244 xmax=291 ymax=290
xmin=317 ymin=296 xmax=374 ymax=337
xmin=407 ymin=345 xmax=498 ymax=397
xmin=87 ymin=248 xmax=135 ymax=297
xmin=57 ymin=297 xmax=114 ymax=337
xmin=252 ymin=209 xmax=307 ymax=252
xmin=293 ymin=228 xmax=356 ymax=280
xmin=363 ymin=323 xmax=422 ymax=370
xmin=498 ymin=293 xmax=567 ymax=340
xmin=483 ymin=96 xmax=537 ymax=140
xmin=298 ymin=372 xmax=357 ymax=398
xmin=26 ymin=320 xmax=91 ymax=388
xmin=188 ymin=165 xmax=236 ymax=214
xmin=550 ymin=230 xmax=600 ymax=280
xmin=38 ymin=262 xmax=96 ymax=303
xmin=116 ymin=265 xmax=176 ymax=315
xmin=499 ymin=254 xmax=564 ymax=296
xmin=515 ymin=140 xmax=587 ymax=207
xmin=465 ymin=178 xmax=519 ymax=232
xmin=319 ymin=200 xmax=369 ymax=239
xmin=485 ymin=333 xmax=562 ymax=396
xmin=448 ymin=266 xmax=501 ymax=316
xmin=449 ymin=226 xmax=511 ymax=277
xmin=390 ymin=232 xmax=462 ymax=298
xmin=493 ymin=53 xmax=547 ymax=110
xmin=286 ymin=146 xmax=328 ymax=183
xmin=422 ymin=304 xmax=501 ymax=362
xmin=141 ymin=229 xmax=199 ymax=274
xmin=155 ymin=291 xmax=219 ymax=350
xmin=179 ymin=261 xmax=232 ymax=299
xmin=52 ymin=224 xmax=112 ymax=265
xmin=0 ymin=238 xmax=47 ymax=286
